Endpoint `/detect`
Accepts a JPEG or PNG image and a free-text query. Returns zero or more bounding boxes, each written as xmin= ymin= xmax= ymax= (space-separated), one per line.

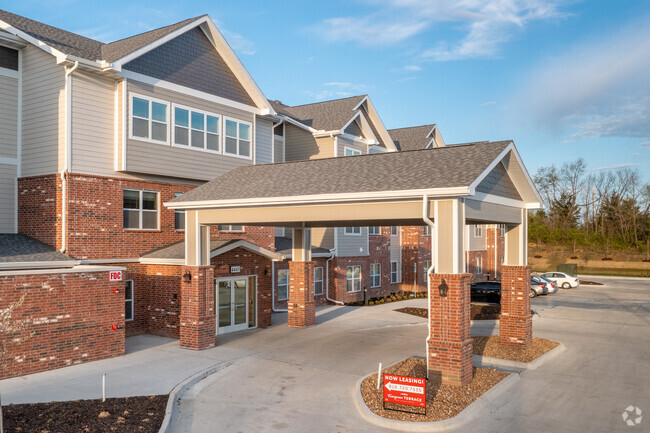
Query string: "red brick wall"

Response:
xmin=500 ymin=265 xmax=532 ymax=348
xmin=179 ymin=265 xmax=215 ymax=350
xmin=486 ymin=227 xmax=505 ymax=280
xmin=288 ymin=261 xmax=315 ymax=328
xmin=0 ymin=269 xmax=124 ymax=380
xmin=367 ymin=226 xmax=395 ymax=299
xmin=274 ymin=257 xmax=328 ymax=309
xmin=18 ymin=175 xmax=61 ymax=249
xmin=467 ymin=250 xmax=488 ymax=284
xmin=400 ymin=226 xmax=432 ymax=294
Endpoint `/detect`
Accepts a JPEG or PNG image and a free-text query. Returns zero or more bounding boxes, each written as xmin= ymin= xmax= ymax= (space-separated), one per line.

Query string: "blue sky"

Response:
xmin=4 ymin=0 xmax=650 ymax=180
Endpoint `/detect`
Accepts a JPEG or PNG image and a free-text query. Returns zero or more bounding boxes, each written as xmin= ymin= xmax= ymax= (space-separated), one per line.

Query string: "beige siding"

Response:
xmin=255 ymin=118 xmax=273 ymax=164
xmin=336 ymin=227 xmax=369 ymax=257
xmin=124 ymin=80 xmax=256 ymax=181
xmin=21 ymin=45 xmax=65 ymax=176
xmin=284 ymin=123 xmax=333 ymax=161
xmin=0 ymin=75 xmax=18 ymax=158
xmin=312 ymin=227 xmax=334 ymax=250
xmin=273 ymin=136 xmax=284 ymax=163
xmin=0 ymin=163 xmax=16 ymax=233
xmin=71 ymin=72 xmax=116 ymax=175
xmin=337 ymin=136 xmax=366 ymax=156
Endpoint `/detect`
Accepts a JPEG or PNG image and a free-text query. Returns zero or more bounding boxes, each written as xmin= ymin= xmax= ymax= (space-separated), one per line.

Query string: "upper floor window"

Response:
xmin=390 ymin=226 xmax=399 ymax=236
xmin=369 ymin=226 xmax=380 ymax=235
xmin=474 ymin=225 xmax=483 ymax=237
xmin=499 ymin=224 xmax=506 ymax=237
xmin=423 ymin=225 xmax=431 ymax=236
xmin=173 ymin=105 xmax=220 ymax=152
xmin=123 ymin=189 xmax=158 ymax=230
xmin=219 ymin=225 xmax=244 ymax=232
xmin=344 ymin=147 xmax=362 ymax=156
xmin=225 ymin=118 xmax=252 ymax=159
xmin=345 ymin=227 xmax=361 ymax=235
xmin=130 ymin=94 xmax=169 ymax=144
xmin=174 ymin=192 xmax=185 ymax=231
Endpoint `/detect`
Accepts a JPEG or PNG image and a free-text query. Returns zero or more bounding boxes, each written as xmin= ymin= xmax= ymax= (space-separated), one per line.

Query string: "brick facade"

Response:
xmin=179 ymin=265 xmax=216 ymax=350
xmin=499 ymin=265 xmax=533 ymax=348
xmin=288 ymin=261 xmax=315 ymax=328
xmin=400 ymin=226 xmax=431 ymax=294
xmin=0 ymin=269 xmax=124 ymax=380
xmin=17 ymin=174 xmax=61 ymax=249
xmin=427 ymin=273 xmax=473 ymax=387
xmin=467 ymin=250 xmax=489 ymax=284
xmin=274 ymin=256 xmax=328 ymax=310
xmin=486 ymin=227 xmax=505 ymax=280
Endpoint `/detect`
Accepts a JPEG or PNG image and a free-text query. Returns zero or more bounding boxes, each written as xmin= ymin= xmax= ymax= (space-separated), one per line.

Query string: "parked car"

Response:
xmin=470 ymin=281 xmax=501 ymax=303
xmin=530 ymin=276 xmax=548 ymax=298
xmin=533 ymin=274 xmax=558 ymax=294
xmin=541 ymin=272 xmax=580 ymax=289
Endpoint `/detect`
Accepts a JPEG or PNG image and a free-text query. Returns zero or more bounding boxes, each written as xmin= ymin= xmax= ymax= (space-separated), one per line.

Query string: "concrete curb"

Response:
xmin=353 ymin=371 xmax=520 ymax=432
xmin=473 ymin=342 xmax=566 ymax=372
xmin=158 ymin=361 xmax=234 ymax=433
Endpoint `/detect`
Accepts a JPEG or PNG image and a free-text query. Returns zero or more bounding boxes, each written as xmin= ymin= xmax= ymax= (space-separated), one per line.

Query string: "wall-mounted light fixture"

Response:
xmin=183 ymin=271 xmax=192 ymax=284
xmin=438 ymin=279 xmax=449 ymax=297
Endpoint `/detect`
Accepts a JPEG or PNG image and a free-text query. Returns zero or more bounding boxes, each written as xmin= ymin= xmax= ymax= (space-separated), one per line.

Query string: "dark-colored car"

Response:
xmin=470 ymin=281 xmax=501 ymax=303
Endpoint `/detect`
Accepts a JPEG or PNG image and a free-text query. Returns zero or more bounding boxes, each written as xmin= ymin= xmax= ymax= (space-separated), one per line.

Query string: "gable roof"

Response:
xmin=140 ymin=238 xmax=283 ymax=262
xmin=270 ymin=96 xmax=366 ymax=131
xmin=389 ymin=124 xmax=437 ymax=151
xmin=169 ymin=141 xmax=520 ymax=205
xmin=0 ymin=234 xmax=77 ymax=268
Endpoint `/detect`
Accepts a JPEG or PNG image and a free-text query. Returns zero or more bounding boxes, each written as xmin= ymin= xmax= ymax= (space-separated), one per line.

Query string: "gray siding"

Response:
xmin=390 ymin=229 xmax=401 ymax=262
xmin=476 ymin=162 xmax=522 ymax=200
xmin=0 ymin=163 xmax=16 ymax=233
xmin=255 ymin=118 xmax=273 ymax=164
xmin=464 ymin=199 xmax=521 ymax=224
xmin=71 ymin=72 xmax=116 ymax=175
xmin=125 ymin=80 xmax=256 ymax=181
xmin=0 ymin=74 xmax=18 ymax=158
xmin=284 ymin=124 xmax=333 ymax=161
xmin=21 ymin=45 xmax=65 ymax=176
xmin=123 ymin=27 xmax=255 ymax=107
xmin=344 ymin=119 xmax=363 ymax=137
xmin=337 ymin=136 xmax=366 ymax=156
xmin=336 ymin=227 xmax=369 ymax=257
xmin=273 ymin=136 xmax=284 ymax=163
xmin=467 ymin=225 xmax=487 ymax=251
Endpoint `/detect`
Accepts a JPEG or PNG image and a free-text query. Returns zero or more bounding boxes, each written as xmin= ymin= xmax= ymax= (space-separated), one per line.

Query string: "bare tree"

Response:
xmin=0 ymin=293 xmax=33 ymax=376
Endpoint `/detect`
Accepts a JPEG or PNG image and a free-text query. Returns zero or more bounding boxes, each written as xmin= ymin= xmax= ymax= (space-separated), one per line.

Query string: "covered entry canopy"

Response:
xmin=167 ymin=140 xmax=541 ymax=273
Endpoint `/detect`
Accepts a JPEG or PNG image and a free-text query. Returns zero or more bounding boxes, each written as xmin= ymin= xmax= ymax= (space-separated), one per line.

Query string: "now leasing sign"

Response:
xmin=383 ymin=374 xmax=426 ymax=408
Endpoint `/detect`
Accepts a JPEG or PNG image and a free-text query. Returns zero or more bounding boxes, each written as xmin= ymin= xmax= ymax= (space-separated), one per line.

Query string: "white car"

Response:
xmin=541 ymin=272 xmax=580 ymax=289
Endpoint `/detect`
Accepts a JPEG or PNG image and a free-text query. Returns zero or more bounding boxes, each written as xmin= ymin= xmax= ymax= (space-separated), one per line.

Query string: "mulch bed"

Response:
xmin=396 ymin=303 xmax=501 ymax=320
xmin=473 ymin=336 xmax=559 ymax=363
xmin=361 ymin=357 xmax=508 ymax=422
xmin=2 ymin=395 xmax=167 ymax=433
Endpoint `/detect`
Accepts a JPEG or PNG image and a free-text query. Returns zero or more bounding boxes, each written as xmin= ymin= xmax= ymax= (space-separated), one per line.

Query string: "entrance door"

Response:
xmin=216 ymin=278 xmax=249 ymax=334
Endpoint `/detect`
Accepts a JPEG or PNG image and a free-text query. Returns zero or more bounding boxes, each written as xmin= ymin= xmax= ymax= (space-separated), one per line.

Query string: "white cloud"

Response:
xmin=591 ymin=163 xmax=643 ymax=171
xmin=517 ymin=15 xmax=650 ymax=140
xmin=314 ymin=1 xmax=564 ymax=60
xmin=220 ymin=29 xmax=256 ymax=55
xmin=632 ymin=153 xmax=641 ymax=156
xmin=480 ymin=101 xmax=497 ymax=106
xmin=641 ymin=141 xmax=650 ymax=148
xmin=306 ymin=82 xmax=370 ymax=100
xmin=404 ymin=65 xmax=422 ymax=71
xmin=324 ymin=82 xmax=370 ymax=92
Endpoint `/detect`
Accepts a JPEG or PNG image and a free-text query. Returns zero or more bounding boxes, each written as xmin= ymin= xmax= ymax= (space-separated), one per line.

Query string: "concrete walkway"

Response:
xmin=1 ymin=277 xmax=648 ymax=433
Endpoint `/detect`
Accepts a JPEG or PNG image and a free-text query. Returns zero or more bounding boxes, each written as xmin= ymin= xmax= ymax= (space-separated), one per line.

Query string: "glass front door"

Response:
xmin=216 ymin=278 xmax=249 ymax=334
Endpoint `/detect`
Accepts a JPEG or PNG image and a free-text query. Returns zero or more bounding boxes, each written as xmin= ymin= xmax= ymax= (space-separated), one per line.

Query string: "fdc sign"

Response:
xmin=383 ymin=374 xmax=426 ymax=408
xmin=109 ymin=271 xmax=123 ymax=282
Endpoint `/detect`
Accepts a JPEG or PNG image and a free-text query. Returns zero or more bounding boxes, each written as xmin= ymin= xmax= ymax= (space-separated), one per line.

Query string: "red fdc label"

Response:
xmin=383 ymin=374 xmax=426 ymax=408
xmin=109 ymin=271 xmax=123 ymax=282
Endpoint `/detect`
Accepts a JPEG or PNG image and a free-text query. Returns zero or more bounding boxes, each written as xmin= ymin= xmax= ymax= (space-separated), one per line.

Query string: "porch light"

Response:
xmin=438 ymin=279 xmax=449 ymax=297
xmin=183 ymin=271 xmax=192 ymax=283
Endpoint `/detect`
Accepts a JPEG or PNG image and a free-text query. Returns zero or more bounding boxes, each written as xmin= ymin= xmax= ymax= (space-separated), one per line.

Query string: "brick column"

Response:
xmin=288 ymin=261 xmax=315 ymax=328
xmin=499 ymin=265 xmax=532 ymax=348
xmin=180 ymin=265 xmax=215 ymax=350
xmin=427 ymin=273 xmax=473 ymax=387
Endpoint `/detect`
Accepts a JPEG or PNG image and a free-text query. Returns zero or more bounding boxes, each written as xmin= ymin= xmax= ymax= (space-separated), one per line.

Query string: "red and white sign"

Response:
xmin=109 ymin=271 xmax=123 ymax=282
xmin=383 ymin=374 xmax=426 ymax=408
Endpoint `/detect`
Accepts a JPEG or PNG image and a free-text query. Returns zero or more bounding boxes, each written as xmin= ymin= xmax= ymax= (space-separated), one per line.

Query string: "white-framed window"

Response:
xmin=476 ymin=257 xmax=483 ymax=274
xmin=314 ymin=267 xmax=324 ymax=295
xmin=123 ymin=189 xmax=159 ymax=230
xmin=390 ymin=261 xmax=400 ymax=283
xmin=125 ymin=280 xmax=134 ymax=321
xmin=344 ymin=147 xmax=362 ymax=156
xmin=370 ymin=263 xmax=381 ymax=288
xmin=423 ymin=225 xmax=431 ymax=236
xmin=390 ymin=226 xmax=399 ymax=236
xmin=344 ymin=226 xmax=361 ymax=235
xmin=130 ymin=93 xmax=169 ymax=144
xmin=499 ymin=224 xmax=506 ymax=237
xmin=276 ymin=227 xmax=285 ymax=237
xmin=346 ymin=265 xmax=361 ymax=292
xmin=278 ymin=269 xmax=289 ymax=300
xmin=174 ymin=192 xmax=185 ymax=231
xmin=474 ymin=225 xmax=483 ymax=237
xmin=172 ymin=104 xmax=220 ymax=152
xmin=224 ymin=117 xmax=252 ymax=159
xmin=424 ymin=260 xmax=432 ymax=282
xmin=219 ymin=225 xmax=244 ymax=232
xmin=369 ymin=226 xmax=380 ymax=235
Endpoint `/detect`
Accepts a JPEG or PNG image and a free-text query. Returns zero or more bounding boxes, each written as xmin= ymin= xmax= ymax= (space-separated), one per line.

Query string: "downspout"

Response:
xmin=60 ymin=60 xmax=79 ymax=253
xmin=271 ymin=260 xmax=287 ymax=313
xmin=422 ymin=195 xmax=435 ymax=379
xmin=325 ymin=249 xmax=344 ymax=305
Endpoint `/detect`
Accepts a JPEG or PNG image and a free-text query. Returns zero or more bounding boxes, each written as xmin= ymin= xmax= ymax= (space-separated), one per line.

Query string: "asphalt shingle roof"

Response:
xmin=270 ymin=96 xmax=366 ymax=131
xmin=0 ymin=234 xmax=76 ymax=263
xmin=170 ymin=141 xmax=511 ymax=204
xmin=389 ymin=124 xmax=437 ymax=151
xmin=275 ymin=237 xmax=331 ymax=256
xmin=0 ymin=9 xmax=202 ymax=63
xmin=141 ymin=239 xmax=236 ymax=260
